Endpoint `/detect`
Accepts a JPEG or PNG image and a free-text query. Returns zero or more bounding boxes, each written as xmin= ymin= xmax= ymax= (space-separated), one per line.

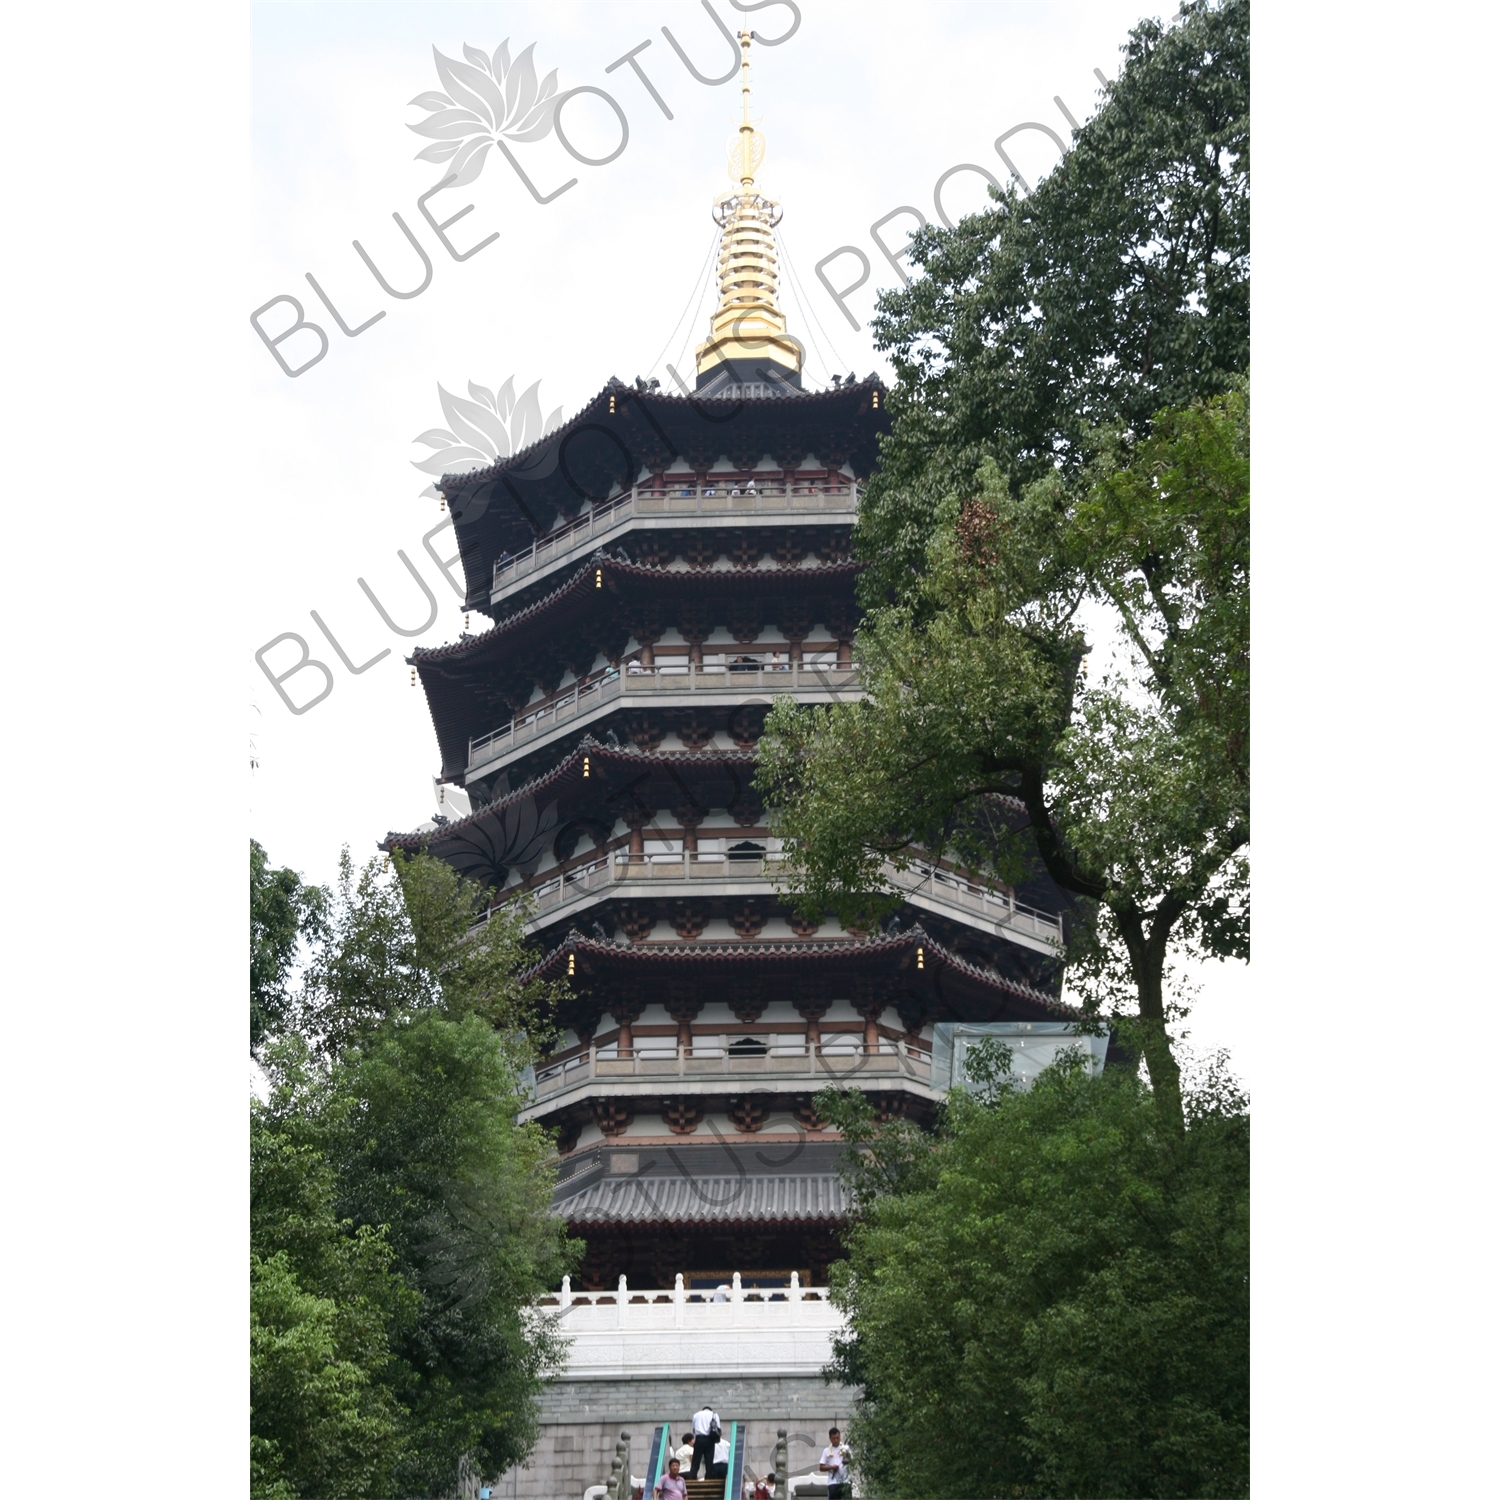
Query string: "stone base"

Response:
xmin=493 ymin=1377 xmax=860 ymax=1500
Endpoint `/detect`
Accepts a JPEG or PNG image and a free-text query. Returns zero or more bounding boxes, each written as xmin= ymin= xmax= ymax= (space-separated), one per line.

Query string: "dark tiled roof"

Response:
xmin=557 ymin=1173 xmax=847 ymax=1226
xmin=530 ymin=925 xmax=1068 ymax=1018
xmin=409 ymin=554 xmax=862 ymax=778
xmin=439 ymin=378 xmax=890 ymax=600
xmin=381 ymin=741 xmax=762 ymax=880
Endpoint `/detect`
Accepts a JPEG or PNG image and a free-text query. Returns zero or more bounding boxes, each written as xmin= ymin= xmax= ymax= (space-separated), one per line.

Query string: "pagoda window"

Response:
xmin=728 ymin=840 xmax=766 ymax=861
xmin=727 ymin=1035 xmax=769 ymax=1058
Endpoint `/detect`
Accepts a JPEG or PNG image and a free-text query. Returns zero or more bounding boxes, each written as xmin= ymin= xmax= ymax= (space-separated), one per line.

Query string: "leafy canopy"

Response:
xmin=251 ymin=839 xmax=327 ymax=1054
xmin=758 ymin=0 xmax=1249 ymax=1131
xmin=251 ymin=846 xmax=576 ymax=1499
xmin=857 ymin=0 xmax=1249 ymax=605
xmin=816 ymin=1052 xmax=1249 ymax=1499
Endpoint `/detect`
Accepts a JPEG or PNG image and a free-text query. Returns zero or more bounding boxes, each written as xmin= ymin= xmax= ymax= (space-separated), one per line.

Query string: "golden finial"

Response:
xmin=694 ymin=28 xmax=803 ymax=391
xmin=735 ymin=29 xmax=760 ymax=187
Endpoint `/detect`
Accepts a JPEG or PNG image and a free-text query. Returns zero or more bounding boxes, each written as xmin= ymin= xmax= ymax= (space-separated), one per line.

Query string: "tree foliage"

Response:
xmin=251 ymin=839 xmax=327 ymax=1054
xmin=816 ymin=1056 xmax=1249 ymax=1499
xmin=857 ymin=0 xmax=1249 ymax=604
xmin=757 ymin=0 xmax=1250 ymax=1132
xmin=251 ymin=846 xmax=577 ymax=1499
xmin=760 ymin=389 xmax=1248 ymax=1130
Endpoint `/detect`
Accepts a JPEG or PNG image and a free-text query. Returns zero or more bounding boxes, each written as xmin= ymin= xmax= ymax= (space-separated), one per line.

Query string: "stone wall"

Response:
xmin=493 ymin=1376 xmax=861 ymax=1500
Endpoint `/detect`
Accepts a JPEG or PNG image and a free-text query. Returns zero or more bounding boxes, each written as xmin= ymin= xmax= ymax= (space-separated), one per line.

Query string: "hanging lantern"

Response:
xmin=567 ymin=952 xmax=576 ymax=977
xmin=916 ymin=945 xmax=925 ymax=970
xmin=595 ymin=567 xmax=603 ymax=588
xmin=582 ymin=755 xmax=591 ymax=778
xmin=410 ymin=667 xmax=416 ymax=687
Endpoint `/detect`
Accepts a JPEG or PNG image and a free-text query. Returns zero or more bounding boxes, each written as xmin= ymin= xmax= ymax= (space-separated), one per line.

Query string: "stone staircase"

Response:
xmin=685 ymin=1481 xmax=725 ymax=1500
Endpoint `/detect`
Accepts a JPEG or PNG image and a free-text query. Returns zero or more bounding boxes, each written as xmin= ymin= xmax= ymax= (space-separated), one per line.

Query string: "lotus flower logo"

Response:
xmin=411 ymin=376 xmax=564 ymax=499
xmin=442 ymin=793 xmax=560 ymax=886
xmin=408 ymin=41 xmax=560 ymax=189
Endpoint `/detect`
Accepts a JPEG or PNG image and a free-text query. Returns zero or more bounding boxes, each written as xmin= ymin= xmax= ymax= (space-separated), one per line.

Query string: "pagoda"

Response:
xmin=384 ymin=32 xmax=1084 ymax=1493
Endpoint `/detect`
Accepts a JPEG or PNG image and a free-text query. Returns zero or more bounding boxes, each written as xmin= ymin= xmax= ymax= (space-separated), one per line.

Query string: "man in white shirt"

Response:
xmin=690 ymin=1404 xmax=720 ymax=1480
xmin=819 ymin=1427 xmax=850 ymax=1500
xmin=708 ymin=1434 xmax=731 ymax=1480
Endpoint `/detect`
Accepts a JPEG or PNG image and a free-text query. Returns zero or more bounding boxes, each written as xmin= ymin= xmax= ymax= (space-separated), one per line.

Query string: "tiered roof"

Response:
xmin=439 ymin=380 xmax=889 ymax=601
xmin=531 ymin=925 xmax=1069 ymax=1028
xmin=411 ymin=553 xmax=862 ymax=776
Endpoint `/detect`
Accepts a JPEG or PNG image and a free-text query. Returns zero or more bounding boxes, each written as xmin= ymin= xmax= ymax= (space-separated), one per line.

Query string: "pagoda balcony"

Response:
xmin=465 ymin=660 xmax=862 ymax=779
xmin=498 ymin=849 xmax=1064 ymax=955
xmin=490 ymin=476 xmax=861 ymax=606
xmin=525 ymin=1038 xmax=935 ymax=1119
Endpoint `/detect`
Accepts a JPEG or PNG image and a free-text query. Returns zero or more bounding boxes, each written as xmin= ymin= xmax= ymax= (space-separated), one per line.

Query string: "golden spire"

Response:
xmin=694 ymin=29 xmax=803 ymax=390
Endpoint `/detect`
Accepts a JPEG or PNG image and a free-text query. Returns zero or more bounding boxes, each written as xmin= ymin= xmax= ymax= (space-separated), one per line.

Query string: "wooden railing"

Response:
xmin=491 ymin=478 xmax=861 ymax=594
xmin=500 ymin=849 xmax=1064 ymax=948
xmin=533 ymin=1038 xmax=932 ymax=1100
xmin=466 ymin=661 xmax=860 ymax=772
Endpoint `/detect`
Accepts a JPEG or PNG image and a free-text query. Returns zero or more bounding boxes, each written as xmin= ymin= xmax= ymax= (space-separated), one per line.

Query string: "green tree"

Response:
xmin=251 ymin=839 xmax=327 ymax=1053
xmin=760 ymin=389 xmax=1248 ymax=1131
xmin=756 ymin=0 xmax=1250 ymax=1130
xmin=817 ymin=1055 xmax=1249 ymax=1499
xmin=298 ymin=847 xmax=557 ymax=1057
xmin=252 ymin=849 xmax=576 ymax=1498
xmin=857 ymin=0 xmax=1249 ymax=603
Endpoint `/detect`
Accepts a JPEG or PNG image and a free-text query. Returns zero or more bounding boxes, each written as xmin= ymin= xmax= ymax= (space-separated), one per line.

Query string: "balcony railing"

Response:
xmin=466 ymin=660 xmax=861 ymax=773
xmin=490 ymin=478 xmax=861 ymax=596
xmin=530 ymin=1273 xmax=845 ymax=1380
xmin=532 ymin=1038 xmax=932 ymax=1102
xmin=505 ymin=849 xmax=1064 ymax=949
xmin=540 ymin=1272 xmax=837 ymax=1320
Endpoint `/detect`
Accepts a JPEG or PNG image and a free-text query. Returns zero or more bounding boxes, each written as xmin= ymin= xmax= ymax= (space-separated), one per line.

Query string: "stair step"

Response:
xmin=685 ymin=1482 xmax=723 ymax=1500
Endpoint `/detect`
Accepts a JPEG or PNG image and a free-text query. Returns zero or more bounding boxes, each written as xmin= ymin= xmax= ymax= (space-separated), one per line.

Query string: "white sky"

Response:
xmin=245 ymin=0 xmax=1245 ymax=1080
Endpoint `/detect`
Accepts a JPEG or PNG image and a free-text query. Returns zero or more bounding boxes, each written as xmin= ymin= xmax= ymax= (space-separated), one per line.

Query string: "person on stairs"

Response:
xmin=708 ymin=1432 xmax=731 ymax=1481
xmin=689 ymin=1404 xmax=720 ymax=1480
xmin=820 ymin=1428 xmax=852 ymax=1500
xmin=654 ymin=1456 xmax=686 ymax=1500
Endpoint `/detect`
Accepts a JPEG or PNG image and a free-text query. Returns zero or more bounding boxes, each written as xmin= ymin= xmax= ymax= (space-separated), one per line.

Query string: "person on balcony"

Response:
xmin=689 ymin=1405 xmax=721 ymax=1479
xmin=654 ymin=1457 xmax=686 ymax=1500
xmin=820 ymin=1428 xmax=851 ymax=1500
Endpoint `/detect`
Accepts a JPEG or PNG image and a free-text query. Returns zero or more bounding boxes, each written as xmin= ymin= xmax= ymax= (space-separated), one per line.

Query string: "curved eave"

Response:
xmin=528 ymin=924 xmax=1070 ymax=1019
xmin=380 ymin=742 xmax=762 ymax=875
xmin=440 ymin=378 xmax=890 ymax=601
xmin=408 ymin=553 xmax=862 ymax=778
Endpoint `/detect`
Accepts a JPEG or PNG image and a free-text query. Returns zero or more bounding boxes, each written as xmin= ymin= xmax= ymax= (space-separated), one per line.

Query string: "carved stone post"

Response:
xmin=679 ymin=602 xmax=712 ymax=668
xmin=611 ymin=999 xmax=645 ymax=1058
xmin=676 ymin=806 xmax=704 ymax=854
xmin=827 ymin=602 xmax=857 ymax=668
xmin=665 ymin=993 xmax=700 ymax=1057
xmin=631 ymin=610 xmax=663 ymax=670
xmin=622 ymin=807 xmax=649 ymax=861
xmin=796 ymin=995 xmax=831 ymax=1054
xmin=773 ymin=1429 xmax=789 ymax=1500
xmin=777 ymin=607 xmax=811 ymax=668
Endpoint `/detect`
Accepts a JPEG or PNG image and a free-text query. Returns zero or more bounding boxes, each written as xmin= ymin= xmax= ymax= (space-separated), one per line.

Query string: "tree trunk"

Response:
xmin=1114 ymin=903 xmax=1185 ymax=1135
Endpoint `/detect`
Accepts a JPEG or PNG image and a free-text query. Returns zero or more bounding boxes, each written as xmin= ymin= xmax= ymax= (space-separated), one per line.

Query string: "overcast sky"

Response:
xmin=245 ymin=0 xmax=1246 ymax=1080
